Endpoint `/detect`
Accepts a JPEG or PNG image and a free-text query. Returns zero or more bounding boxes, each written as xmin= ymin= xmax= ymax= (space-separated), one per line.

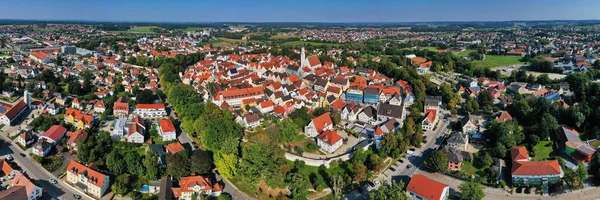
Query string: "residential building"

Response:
xmin=32 ymin=125 xmax=67 ymax=157
xmin=0 ymin=98 xmax=28 ymax=126
xmin=447 ymin=132 xmax=469 ymax=151
xmin=460 ymin=114 xmax=479 ymax=136
xmin=158 ymin=118 xmax=177 ymax=141
xmin=172 ymin=175 xmax=222 ymax=199
xmin=0 ymin=185 xmax=28 ymax=200
xmin=125 ymin=115 xmax=146 ymax=143
xmin=66 ymin=160 xmax=110 ymax=198
xmin=134 ymin=104 xmax=167 ymax=118
xmin=511 ymin=147 xmax=562 ymax=189
xmin=496 ymin=111 xmax=513 ymax=123
xmin=304 ymin=113 xmax=333 ymax=137
xmin=64 ymin=108 xmax=95 ymax=129
xmin=342 ymin=88 xmax=364 ymax=103
xmin=17 ymin=132 xmax=35 ymax=147
xmin=166 ymin=142 xmax=186 ymax=155
xmin=11 ymin=172 xmax=42 ymax=200
xmin=113 ymin=97 xmax=129 ymax=118
xmin=317 ymin=130 xmax=343 ymax=153
xmin=357 ymin=106 xmax=378 ymax=125
xmin=424 ymin=96 xmax=442 ymax=112
xmin=66 ymin=130 xmax=88 ymax=151
xmin=94 ymin=100 xmax=106 ymax=113
xmin=212 ymin=87 xmax=264 ymax=107
xmin=242 ymin=113 xmax=261 ymax=128
xmin=46 ymin=102 xmax=60 ymax=115
xmin=445 ymin=147 xmax=463 ymax=171
xmin=341 ymin=102 xmax=361 ymax=121
xmin=377 ymin=103 xmax=405 ymax=123
xmin=422 ymin=109 xmax=438 ymax=130
xmin=406 ymin=174 xmax=449 ymax=200
xmin=363 ymin=87 xmax=380 ymax=104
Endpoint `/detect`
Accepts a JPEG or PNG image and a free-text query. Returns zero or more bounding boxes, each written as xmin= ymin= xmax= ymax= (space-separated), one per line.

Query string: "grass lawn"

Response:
xmin=461 ymin=161 xmax=483 ymax=175
xmin=128 ymin=26 xmax=160 ymax=33
xmin=0 ymin=53 xmax=9 ymax=57
xmin=420 ymin=46 xmax=439 ymax=51
xmin=281 ymin=41 xmax=340 ymax=47
xmin=455 ymin=49 xmax=476 ymax=57
xmin=472 ymin=55 xmax=526 ymax=68
xmin=532 ymin=141 xmax=554 ymax=161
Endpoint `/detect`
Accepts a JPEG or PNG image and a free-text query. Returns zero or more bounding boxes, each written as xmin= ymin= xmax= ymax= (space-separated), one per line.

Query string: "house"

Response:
xmin=406 ymin=174 xmax=450 ymax=200
xmin=422 ymin=109 xmax=438 ymax=130
xmin=242 ymin=113 xmax=261 ymax=128
xmin=0 ymin=98 xmax=29 ymax=126
xmin=134 ymin=104 xmax=167 ymax=118
xmin=373 ymin=119 xmax=401 ymax=148
xmin=94 ymin=100 xmax=106 ymax=113
xmin=171 ymin=175 xmax=222 ymax=199
xmin=317 ymin=130 xmax=343 ymax=153
xmin=66 ymin=130 xmax=88 ymax=151
xmin=112 ymin=118 xmax=127 ymax=140
xmin=166 ymin=142 xmax=186 ymax=155
xmin=444 ymin=147 xmax=464 ymax=171
xmin=32 ymin=125 xmax=67 ymax=157
xmin=304 ymin=113 xmax=333 ymax=137
xmin=424 ymin=96 xmax=442 ymax=112
xmin=258 ymin=100 xmax=275 ymax=113
xmin=510 ymin=147 xmax=562 ymax=188
xmin=64 ymin=108 xmax=95 ymax=129
xmin=54 ymin=93 xmax=68 ymax=106
xmin=125 ymin=115 xmax=146 ymax=143
xmin=363 ymin=87 xmax=380 ymax=104
xmin=460 ymin=114 xmax=479 ymax=136
xmin=46 ymin=102 xmax=60 ymax=115
xmin=447 ymin=132 xmax=469 ymax=151
xmin=357 ymin=106 xmax=378 ymax=125
xmin=558 ymin=126 xmax=595 ymax=163
xmin=377 ymin=103 xmax=405 ymax=123
xmin=158 ymin=118 xmax=177 ymax=141
xmin=417 ymin=61 xmax=433 ymax=74
xmin=341 ymin=102 xmax=361 ymax=121
xmin=496 ymin=111 xmax=513 ymax=123
xmin=71 ymin=98 xmax=82 ymax=109
xmin=113 ymin=97 xmax=129 ymax=118
xmin=11 ymin=172 xmax=42 ymax=200
xmin=0 ymin=185 xmax=28 ymax=200
xmin=66 ymin=160 xmax=110 ymax=198
xmin=17 ymin=132 xmax=35 ymax=147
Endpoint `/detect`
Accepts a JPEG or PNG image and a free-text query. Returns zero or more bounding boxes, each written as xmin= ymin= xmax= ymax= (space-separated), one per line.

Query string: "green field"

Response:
xmin=420 ymin=46 xmax=439 ymax=51
xmin=281 ymin=41 xmax=340 ymax=47
xmin=128 ymin=26 xmax=160 ymax=33
xmin=461 ymin=161 xmax=483 ymax=175
xmin=174 ymin=27 xmax=208 ymax=32
xmin=271 ymin=34 xmax=300 ymax=40
xmin=532 ymin=141 xmax=555 ymax=161
xmin=472 ymin=55 xmax=526 ymax=68
xmin=455 ymin=49 xmax=476 ymax=57
xmin=0 ymin=53 xmax=9 ymax=57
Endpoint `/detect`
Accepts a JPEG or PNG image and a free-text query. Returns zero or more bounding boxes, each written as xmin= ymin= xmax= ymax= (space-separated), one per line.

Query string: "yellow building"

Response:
xmin=66 ymin=160 xmax=110 ymax=198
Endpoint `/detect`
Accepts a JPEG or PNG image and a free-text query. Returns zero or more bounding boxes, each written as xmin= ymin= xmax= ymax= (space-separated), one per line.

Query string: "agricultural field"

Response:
xmin=281 ymin=41 xmax=340 ymax=47
xmin=174 ymin=27 xmax=208 ymax=32
xmin=472 ymin=55 xmax=526 ymax=68
xmin=270 ymin=34 xmax=300 ymax=40
xmin=128 ymin=26 xmax=161 ymax=33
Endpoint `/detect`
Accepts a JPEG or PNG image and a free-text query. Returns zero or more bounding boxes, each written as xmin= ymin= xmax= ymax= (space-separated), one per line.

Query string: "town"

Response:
xmin=1 ymin=16 xmax=600 ymax=200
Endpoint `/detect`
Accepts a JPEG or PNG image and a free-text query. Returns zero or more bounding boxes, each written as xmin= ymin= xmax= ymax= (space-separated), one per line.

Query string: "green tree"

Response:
xmin=214 ymin=152 xmax=237 ymax=178
xmin=286 ymin=172 xmax=311 ymax=200
xmin=143 ymin=150 xmax=162 ymax=180
xmin=459 ymin=181 xmax=485 ymax=200
xmin=190 ymin=150 xmax=213 ymax=175
xmin=279 ymin=118 xmax=300 ymax=143
xmin=425 ymin=150 xmax=448 ymax=172
xmin=136 ymin=89 xmax=155 ymax=104
xmin=464 ymin=96 xmax=480 ymax=114
xmin=106 ymin=150 xmax=126 ymax=174
xmin=369 ymin=181 xmax=410 ymax=200
xmin=124 ymin=151 xmax=144 ymax=176
xmin=166 ymin=151 xmax=191 ymax=179
xmin=238 ymin=141 xmax=286 ymax=186
xmin=112 ymin=174 xmax=132 ymax=196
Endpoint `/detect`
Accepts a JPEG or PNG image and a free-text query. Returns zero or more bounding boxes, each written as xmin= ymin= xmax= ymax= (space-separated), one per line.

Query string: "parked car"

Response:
xmin=407 ymin=164 xmax=413 ymax=169
xmin=73 ymin=194 xmax=81 ymax=199
xmin=19 ymin=153 xmax=26 ymax=157
xmin=389 ymin=167 xmax=397 ymax=172
xmin=5 ymin=155 xmax=13 ymax=161
xmin=399 ymin=159 xmax=404 ymax=163
xmin=49 ymin=178 xmax=57 ymax=184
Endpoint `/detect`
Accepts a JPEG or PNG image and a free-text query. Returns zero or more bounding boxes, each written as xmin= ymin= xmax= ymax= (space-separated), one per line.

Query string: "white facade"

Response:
xmin=134 ymin=108 xmax=166 ymax=118
xmin=158 ymin=127 xmax=177 ymax=141
xmin=406 ymin=186 xmax=449 ymax=200
xmin=318 ymin=138 xmax=343 ymax=153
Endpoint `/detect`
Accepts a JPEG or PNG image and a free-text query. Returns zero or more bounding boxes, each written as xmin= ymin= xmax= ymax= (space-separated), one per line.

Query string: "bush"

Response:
xmin=294 ymin=146 xmax=304 ymax=155
xmin=305 ymin=143 xmax=318 ymax=152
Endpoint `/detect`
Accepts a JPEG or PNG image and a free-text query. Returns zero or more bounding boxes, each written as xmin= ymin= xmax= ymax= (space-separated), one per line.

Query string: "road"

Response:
xmin=213 ymin=171 xmax=253 ymax=200
xmin=0 ymin=137 xmax=86 ymax=200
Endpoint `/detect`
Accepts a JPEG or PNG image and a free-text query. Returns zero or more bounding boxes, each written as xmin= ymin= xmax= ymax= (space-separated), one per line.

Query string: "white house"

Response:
xmin=304 ymin=113 xmax=333 ymax=137
xmin=317 ymin=130 xmax=343 ymax=153
xmin=134 ymin=104 xmax=167 ymax=118
xmin=406 ymin=174 xmax=449 ymax=200
xmin=12 ymin=172 xmax=43 ymax=200
xmin=422 ymin=109 xmax=439 ymax=131
xmin=158 ymin=118 xmax=177 ymax=141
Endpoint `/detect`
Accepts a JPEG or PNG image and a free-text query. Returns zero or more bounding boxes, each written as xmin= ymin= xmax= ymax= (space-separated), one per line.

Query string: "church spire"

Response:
xmin=300 ymin=46 xmax=306 ymax=67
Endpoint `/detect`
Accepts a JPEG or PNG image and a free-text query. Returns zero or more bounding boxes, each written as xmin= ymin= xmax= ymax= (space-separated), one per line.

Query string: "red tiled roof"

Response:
xmin=66 ymin=160 xmax=107 ymax=188
xmin=12 ymin=173 xmax=38 ymax=199
xmin=166 ymin=142 xmax=185 ymax=155
xmin=307 ymin=55 xmax=321 ymax=67
xmin=317 ymin=130 xmax=342 ymax=145
xmin=511 ymin=146 xmax=529 ymax=161
xmin=406 ymin=174 xmax=448 ymax=200
xmin=136 ymin=104 xmax=165 ymax=109
xmin=159 ymin=118 xmax=176 ymax=133
xmin=512 ymin=160 xmax=561 ymax=176
xmin=1 ymin=100 xmax=27 ymax=120
xmin=496 ymin=111 xmax=513 ymax=122
xmin=424 ymin=109 xmax=437 ymax=123
xmin=311 ymin=113 xmax=333 ymax=133
xmin=214 ymin=87 xmax=264 ymax=100
xmin=260 ymin=100 xmax=274 ymax=109
xmin=67 ymin=130 xmax=88 ymax=144
xmin=42 ymin=125 xmax=67 ymax=142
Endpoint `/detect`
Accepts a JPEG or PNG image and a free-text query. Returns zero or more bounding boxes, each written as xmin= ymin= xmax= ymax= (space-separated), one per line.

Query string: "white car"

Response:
xmin=5 ymin=155 xmax=13 ymax=161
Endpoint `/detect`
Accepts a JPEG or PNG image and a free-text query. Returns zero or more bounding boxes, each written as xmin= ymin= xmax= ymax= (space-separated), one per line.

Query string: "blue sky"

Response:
xmin=1 ymin=0 xmax=599 ymax=22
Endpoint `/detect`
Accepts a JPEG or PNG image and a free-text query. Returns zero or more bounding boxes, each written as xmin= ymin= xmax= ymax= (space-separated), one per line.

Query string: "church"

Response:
xmin=288 ymin=47 xmax=322 ymax=78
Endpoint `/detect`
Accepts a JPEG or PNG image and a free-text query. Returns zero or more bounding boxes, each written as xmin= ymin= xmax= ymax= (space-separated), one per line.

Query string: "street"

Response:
xmin=0 ymin=138 xmax=85 ymax=200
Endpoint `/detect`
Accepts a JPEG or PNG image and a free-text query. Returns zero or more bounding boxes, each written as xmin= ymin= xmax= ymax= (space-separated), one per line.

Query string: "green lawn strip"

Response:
xmin=281 ymin=41 xmax=340 ymax=47
xmin=472 ymin=55 xmax=526 ymax=68
xmin=460 ymin=161 xmax=483 ymax=175
xmin=532 ymin=140 xmax=554 ymax=161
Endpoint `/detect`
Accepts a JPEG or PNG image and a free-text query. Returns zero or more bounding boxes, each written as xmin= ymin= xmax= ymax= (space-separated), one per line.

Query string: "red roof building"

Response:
xmin=406 ymin=174 xmax=449 ymax=200
xmin=166 ymin=142 xmax=186 ymax=155
xmin=41 ymin=125 xmax=67 ymax=144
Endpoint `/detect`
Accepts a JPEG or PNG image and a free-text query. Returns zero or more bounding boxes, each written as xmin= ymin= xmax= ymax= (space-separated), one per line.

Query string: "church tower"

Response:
xmin=300 ymin=47 xmax=306 ymax=67
xmin=24 ymin=90 xmax=31 ymax=109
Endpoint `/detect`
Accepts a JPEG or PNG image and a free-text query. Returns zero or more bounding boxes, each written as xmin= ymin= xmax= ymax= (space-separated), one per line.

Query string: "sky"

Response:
xmin=1 ymin=0 xmax=599 ymax=23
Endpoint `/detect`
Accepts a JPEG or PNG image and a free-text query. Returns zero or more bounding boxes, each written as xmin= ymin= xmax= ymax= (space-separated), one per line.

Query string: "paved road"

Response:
xmin=0 ymin=137 xmax=85 ymax=200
